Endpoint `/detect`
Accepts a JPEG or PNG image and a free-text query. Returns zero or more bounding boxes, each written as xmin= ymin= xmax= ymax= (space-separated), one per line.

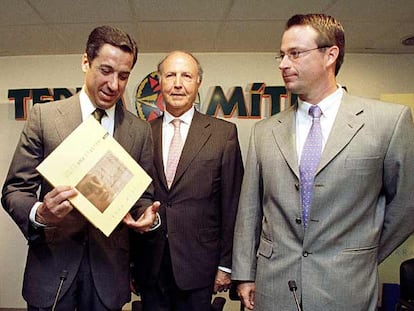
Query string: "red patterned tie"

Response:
xmin=166 ymin=119 xmax=183 ymax=188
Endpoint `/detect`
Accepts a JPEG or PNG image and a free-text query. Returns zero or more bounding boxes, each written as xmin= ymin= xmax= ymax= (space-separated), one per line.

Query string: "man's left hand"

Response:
xmin=123 ymin=201 xmax=160 ymax=233
xmin=213 ymin=270 xmax=231 ymax=294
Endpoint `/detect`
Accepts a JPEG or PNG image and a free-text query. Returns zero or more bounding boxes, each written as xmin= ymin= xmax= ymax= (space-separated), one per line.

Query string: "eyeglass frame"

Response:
xmin=275 ymin=45 xmax=332 ymax=62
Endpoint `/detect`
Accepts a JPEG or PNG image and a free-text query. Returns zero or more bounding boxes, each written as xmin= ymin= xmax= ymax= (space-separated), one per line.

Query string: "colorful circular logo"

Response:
xmin=135 ymin=71 xmax=163 ymax=121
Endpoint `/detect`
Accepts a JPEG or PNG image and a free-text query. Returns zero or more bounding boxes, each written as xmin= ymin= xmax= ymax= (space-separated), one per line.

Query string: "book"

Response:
xmin=36 ymin=115 xmax=152 ymax=237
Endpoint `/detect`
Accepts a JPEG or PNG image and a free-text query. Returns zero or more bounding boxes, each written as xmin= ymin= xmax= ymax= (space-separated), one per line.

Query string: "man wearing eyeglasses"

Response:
xmin=232 ymin=13 xmax=414 ymax=311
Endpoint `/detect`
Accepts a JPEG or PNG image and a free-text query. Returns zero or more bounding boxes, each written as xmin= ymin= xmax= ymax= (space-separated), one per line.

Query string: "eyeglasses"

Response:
xmin=275 ymin=46 xmax=331 ymax=62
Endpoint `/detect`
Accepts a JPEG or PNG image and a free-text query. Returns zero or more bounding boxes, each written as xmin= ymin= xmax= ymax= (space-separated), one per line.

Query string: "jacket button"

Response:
xmin=295 ymin=218 xmax=302 ymax=224
xmin=303 ymin=251 xmax=309 ymax=257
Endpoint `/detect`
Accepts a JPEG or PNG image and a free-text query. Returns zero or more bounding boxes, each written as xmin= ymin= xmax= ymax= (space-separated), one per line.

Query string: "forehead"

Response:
xmin=161 ymin=52 xmax=198 ymax=73
xmin=281 ymin=25 xmax=318 ymax=49
xmin=93 ymin=44 xmax=134 ymax=70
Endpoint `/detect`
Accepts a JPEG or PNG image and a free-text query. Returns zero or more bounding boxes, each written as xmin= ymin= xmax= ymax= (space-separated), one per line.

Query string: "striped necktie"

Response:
xmin=92 ymin=108 xmax=106 ymax=123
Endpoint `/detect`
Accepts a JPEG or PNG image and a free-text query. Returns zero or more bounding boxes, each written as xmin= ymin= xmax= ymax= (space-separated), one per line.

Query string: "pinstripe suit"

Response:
xmin=132 ymin=110 xmax=243 ymax=298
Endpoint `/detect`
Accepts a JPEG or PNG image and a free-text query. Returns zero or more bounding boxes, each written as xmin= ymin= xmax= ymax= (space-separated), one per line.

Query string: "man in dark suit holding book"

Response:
xmin=2 ymin=25 xmax=159 ymax=311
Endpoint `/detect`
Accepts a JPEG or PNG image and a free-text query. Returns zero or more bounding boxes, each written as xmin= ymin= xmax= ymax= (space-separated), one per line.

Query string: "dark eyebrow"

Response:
xmin=98 ymin=64 xmax=113 ymax=70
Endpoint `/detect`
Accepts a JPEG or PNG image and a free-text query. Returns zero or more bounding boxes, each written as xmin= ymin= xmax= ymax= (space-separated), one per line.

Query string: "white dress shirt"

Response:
xmin=296 ymin=87 xmax=344 ymax=163
xmin=161 ymin=108 xmax=194 ymax=175
xmin=79 ymin=87 xmax=116 ymax=136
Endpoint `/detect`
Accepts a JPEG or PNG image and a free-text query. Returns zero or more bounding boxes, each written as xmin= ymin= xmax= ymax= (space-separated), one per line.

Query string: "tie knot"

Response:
xmin=92 ymin=108 xmax=107 ymax=123
xmin=171 ymin=118 xmax=181 ymax=128
xmin=309 ymin=105 xmax=322 ymax=119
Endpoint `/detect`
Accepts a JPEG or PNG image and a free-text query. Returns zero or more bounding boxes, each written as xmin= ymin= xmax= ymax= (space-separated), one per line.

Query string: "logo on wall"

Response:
xmin=9 ymin=80 xmax=292 ymax=120
xmin=135 ymin=71 xmax=200 ymax=121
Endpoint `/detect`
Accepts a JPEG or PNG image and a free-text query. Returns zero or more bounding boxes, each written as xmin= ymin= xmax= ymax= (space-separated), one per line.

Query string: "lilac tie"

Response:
xmin=166 ymin=119 xmax=183 ymax=188
xmin=299 ymin=105 xmax=322 ymax=228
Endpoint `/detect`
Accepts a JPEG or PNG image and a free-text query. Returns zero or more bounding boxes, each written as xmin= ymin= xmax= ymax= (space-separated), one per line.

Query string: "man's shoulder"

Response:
xmin=343 ymin=92 xmax=406 ymax=111
xmin=32 ymin=94 xmax=79 ymax=115
xmin=252 ymin=105 xmax=295 ymax=129
xmin=195 ymin=111 xmax=237 ymax=129
xmin=342 ymin=93 xmax=411 ymax=125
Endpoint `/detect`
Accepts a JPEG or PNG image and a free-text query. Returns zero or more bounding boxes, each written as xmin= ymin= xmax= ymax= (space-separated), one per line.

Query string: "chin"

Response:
xmin=284 ymin=83 xmax=299 ymax=94
xmin=97 ymin=101 xmax=117 ymax=109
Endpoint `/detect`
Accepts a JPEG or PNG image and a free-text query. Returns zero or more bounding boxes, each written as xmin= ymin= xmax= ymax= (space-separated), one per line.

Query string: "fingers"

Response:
xmin=123 ymin=203 xmax=160 ymax=233
xmin=45 ymin=186 xmax=77 ymax=203
xmin=37 ymin=186 xmax=77 ymax=225
xmin=122 ymin=213 xmax=134 ymax=224
xmin=237 ymin=282 xmax=255 ymax=310
xmin=150 ymin=201 xmax=161 ymax=213
xmin=240 ymin=296 xmax=254 ymax=310
xmin=213 ymin=270 xmax=232 ymax=293
xmin=214 ymin=285 xmax=230 ymax=294
xmin=239 ymin=292 xmax=255 ymax=310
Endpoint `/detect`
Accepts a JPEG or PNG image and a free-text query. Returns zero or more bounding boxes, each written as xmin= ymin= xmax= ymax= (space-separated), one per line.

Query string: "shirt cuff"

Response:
xmin=148 ymin=212 xmax=161 ymax=231
xmin=29 ymin=202 xmax=46 ymax=228
xmin=218 ymin=266 xmax=231 ymax=274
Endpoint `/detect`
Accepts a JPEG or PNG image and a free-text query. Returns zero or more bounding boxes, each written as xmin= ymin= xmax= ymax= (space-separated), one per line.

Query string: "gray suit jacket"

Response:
xmin=2 ymin=93 xmax=154 ymax=309
xmin=132 ymin=110 xmax=243 ymax=290
xmin=232 ymin=92 xmax=414 ymax=310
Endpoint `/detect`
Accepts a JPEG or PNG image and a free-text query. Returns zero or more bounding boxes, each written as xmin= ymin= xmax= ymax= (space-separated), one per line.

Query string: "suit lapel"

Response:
xmin=54 ymin=94 xmax=82 ymax=142
xmin=270 ymin=93 xmax=365 ymax=178
xmin=272 ymin=105 xmax=299 ymax=177
xmin=113 ymin=103 xmax=135 ymax=152
xmin=173 ymin=111 xmax=210 ymax=187
xmin=151 ymin=117 xmax=168 ymax=188
xmin=317 ymin=92 xmax=365 ymax=174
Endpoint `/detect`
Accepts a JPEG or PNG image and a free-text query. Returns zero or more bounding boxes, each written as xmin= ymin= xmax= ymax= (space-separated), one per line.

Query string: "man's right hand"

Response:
xmin=36 ymin=186 xmax=77 ymax=225
xmin=237 ymin=281 xmax=256 ymax=310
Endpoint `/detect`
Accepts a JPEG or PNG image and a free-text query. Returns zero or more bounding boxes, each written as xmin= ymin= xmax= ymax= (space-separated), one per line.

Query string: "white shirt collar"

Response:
xmin=163 ymin=107 xmax=195 ymax=126
xmin=79 ymin=86 xmax=116 ymax=122
xmin=298 ymin=86 xmax=343 ymax=118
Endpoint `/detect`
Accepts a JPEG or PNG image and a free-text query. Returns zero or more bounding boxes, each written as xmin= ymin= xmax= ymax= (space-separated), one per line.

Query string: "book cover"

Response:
xmin=37 ymin=116 xmax=152 ymax=237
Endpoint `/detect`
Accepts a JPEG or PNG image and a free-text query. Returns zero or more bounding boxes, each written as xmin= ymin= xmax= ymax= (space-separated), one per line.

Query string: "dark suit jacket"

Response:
xmin=1 ymin=93 xmax=154 ymax=309
xmin=132 ymin=110 xmax=243 ymax=290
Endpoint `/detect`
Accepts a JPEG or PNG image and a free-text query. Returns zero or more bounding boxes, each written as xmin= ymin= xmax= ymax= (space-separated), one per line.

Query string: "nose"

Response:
xmin=173 ymin=75 xmax=183 ymax=88
xmin=278 ymin=55 xmax=290 ymax=70
xmin=108 ymin=74 xmax=119 ymax=91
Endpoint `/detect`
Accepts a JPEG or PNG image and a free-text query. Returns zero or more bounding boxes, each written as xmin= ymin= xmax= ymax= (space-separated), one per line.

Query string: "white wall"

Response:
xmin=0 ymin=52 xmax=413 ymax=309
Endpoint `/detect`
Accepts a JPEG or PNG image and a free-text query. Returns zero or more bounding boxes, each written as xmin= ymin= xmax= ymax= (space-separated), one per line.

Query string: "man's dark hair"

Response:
xmin=86 ymin=25 xmax=138 ymax=67
xmin=286 ymin=14 xmax=345 ymax=76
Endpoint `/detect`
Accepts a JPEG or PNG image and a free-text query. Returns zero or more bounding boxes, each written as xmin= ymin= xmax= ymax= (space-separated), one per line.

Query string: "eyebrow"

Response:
xmin=98 ymin=64 xmax=131 ymax=74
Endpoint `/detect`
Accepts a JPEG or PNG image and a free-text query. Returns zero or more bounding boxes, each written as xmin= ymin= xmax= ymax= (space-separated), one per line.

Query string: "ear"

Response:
xmin=326 ymin=45 xmax=339 ymax=68
xmin=81 ymin=53 xmax=89 ymax=73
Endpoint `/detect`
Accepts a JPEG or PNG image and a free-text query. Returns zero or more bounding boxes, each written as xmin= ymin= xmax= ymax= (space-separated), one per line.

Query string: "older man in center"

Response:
xmin=131 ymin=51 xmax=244 ymax=311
